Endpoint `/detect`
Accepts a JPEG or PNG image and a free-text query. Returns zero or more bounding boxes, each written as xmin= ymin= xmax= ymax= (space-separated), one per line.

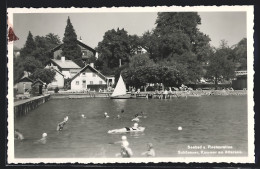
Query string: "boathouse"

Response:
xmin=16 ymin=76 xmax=34 ymax=94
xmin=31 ymin=79 xmax=45 ymax=96
xmin=70 ymin=63 xmax=114 ymax=91
xmin=232 ymin=71 xmax=247 ymax=90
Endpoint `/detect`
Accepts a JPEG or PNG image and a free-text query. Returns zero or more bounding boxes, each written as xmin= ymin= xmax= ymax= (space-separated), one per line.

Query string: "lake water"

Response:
xmin=14 ymin=95 xmax=248 ymax=158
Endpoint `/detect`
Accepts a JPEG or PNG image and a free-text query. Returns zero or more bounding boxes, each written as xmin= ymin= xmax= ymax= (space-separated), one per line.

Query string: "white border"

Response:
xmin=7 ymin=6 xmax=255 ymax=164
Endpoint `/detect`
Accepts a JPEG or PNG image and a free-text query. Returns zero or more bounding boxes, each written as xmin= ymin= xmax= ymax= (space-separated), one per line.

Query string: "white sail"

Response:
xmin=111 ymin=75 xmax=127 ymax=97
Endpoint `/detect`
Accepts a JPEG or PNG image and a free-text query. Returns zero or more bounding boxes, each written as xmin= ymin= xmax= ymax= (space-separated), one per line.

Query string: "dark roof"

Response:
xmin=32 ymin=79 xmax=45 ymax=86
xmin=18 ymin=76 xmax=34 ymax=83
xmin=71 ymin=64 xmax=107 ymax=81
xmin=51 ymin=40 xmax=96 ymax=54
xmin=51 ymin=59 xmax=81 ymax=69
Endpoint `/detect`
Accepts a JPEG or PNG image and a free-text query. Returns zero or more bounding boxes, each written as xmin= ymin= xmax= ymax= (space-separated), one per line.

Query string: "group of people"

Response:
xmin=14 ymin=116 xmax=69 ymax=144
xmin=115 ymin=135 xmax=155 ymax=158
xmin=15 ymin=109 xmax=155 ymax=157
xmin=104 ymin=110 xmax=154 ymax=158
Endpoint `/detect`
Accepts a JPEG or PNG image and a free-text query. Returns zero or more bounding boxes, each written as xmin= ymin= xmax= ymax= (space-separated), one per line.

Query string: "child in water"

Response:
xmin=57 ymin=116 xmax=69 ymax=131
xmin=104 ymin=112 xmax=109 ymax=118
xmin=116 ymin=137 xmax=133 ymax=158
xmin=14 ymin=129 xmax=24 ymax=140
xmin=34 ymin=133 xmax=47 ymax=144
xmin=141 ymin=143 xmax=155 ymax=157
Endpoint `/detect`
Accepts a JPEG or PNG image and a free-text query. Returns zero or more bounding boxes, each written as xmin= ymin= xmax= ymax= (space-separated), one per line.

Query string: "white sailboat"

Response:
xmin=110 ymin=75 xmax=131 ymax=99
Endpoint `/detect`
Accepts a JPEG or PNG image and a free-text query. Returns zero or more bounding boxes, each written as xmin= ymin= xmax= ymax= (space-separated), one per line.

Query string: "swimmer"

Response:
xmin=121 ymin=109 xmax=124 ymax=113
xmin=81 ymin=114 xmax=86 ymax=118
xmin=35 ymin=133 xmax=47 ymax=144
xmin=116 ymin=140 xmax=133 ymax=158
xmin=57 ymin=116 xmax=69 ymax=131
xmin=131 ymin=116 xmax=140 ymax=122
xmin=141 ymin=143 xmax=155 ymax=157
xmin=108 ymin=123 xmax=144 ymax=134
xmin=104 ymin=112 xmax=109 ymax=118
xmin=14 ymin=129 xmax=24 ymax=140
xmin=117 ymin=114 xmax=121 ymax=119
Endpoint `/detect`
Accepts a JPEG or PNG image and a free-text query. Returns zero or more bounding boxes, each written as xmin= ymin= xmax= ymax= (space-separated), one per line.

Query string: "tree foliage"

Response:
xmin=62 ymin=17 xmax=84 ymax=67
xmin=233 ymin=38 xmax=247 ymax=70
xmin=20 ymin=31 xmax=36 ymax=58
xmin=14 ymin=31 xmax=61 ymax=84
xmin=30 ymin=68 xmax=56 ymax=84
xmin=206 ymin=41 xmax=235 ymax=88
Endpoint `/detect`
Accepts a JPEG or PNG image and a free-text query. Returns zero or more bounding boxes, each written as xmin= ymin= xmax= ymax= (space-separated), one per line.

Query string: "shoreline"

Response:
xmin=50 ymin=90 xmax=247 ymax=99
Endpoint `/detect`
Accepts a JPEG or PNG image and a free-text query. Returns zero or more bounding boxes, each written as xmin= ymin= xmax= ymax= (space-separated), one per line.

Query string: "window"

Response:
xmin=76 ymin=81 xmax=79 ymax=85
xmin=92 ymin=73 xmax=96 ymax=77
xmin=99 ymin=81 xmax=102 ymax=84
xmin=90 ymin=81 xmax=93 ymax=84
xmin=82 ymin=72 xmax=86 ymax=76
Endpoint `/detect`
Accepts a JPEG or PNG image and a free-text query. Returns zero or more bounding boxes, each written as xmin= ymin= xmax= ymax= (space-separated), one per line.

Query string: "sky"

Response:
xmin=12 ymin=12 xmax=246 ymax=49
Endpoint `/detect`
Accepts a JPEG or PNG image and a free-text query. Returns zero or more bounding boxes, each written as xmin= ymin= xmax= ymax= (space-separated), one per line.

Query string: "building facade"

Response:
xmin=70 ymin=64 xmax=114 ymax=91
xmin=16 ymin=76 xmax=34 ymax=94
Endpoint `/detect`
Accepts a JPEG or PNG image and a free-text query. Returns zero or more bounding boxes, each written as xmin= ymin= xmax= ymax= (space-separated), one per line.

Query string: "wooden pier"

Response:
xmin=14 ymin=94 xmax=51 ymax=118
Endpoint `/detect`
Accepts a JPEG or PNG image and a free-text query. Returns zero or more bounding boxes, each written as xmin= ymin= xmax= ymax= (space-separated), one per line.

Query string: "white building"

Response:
xmin=47 ymin=57 xmax=81 ymax=79
xmin=45 ymin=66 xmax=65 ymax=88
xmin=70 ymin=63 xmax=114 ymax=91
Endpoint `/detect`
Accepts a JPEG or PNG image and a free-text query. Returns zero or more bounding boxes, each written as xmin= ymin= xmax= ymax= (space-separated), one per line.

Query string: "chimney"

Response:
xmin=90 ymin=63 xmax=94 ymax=67
xmin=61 ymin=56 xmax=65 ymax=62
xmin=119 ymin=59 xmax=121 ymax=67
xmin=95 ymin=52 xmax=98 ymax=59
xmin=79 ymin=36 xmax=83 ymax=43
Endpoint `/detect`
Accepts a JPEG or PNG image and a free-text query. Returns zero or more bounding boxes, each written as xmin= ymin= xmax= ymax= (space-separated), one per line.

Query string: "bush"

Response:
xmin=54 ymin=87 xmax=59 ymax=93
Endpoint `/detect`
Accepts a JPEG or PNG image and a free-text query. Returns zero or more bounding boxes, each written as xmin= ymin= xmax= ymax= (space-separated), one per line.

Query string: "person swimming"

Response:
xmin=123 ymin=123 xmax=139 ymax=132
xmin=121 ymin=109 xmax=124 ymax=113
xmin=104 ymin=112 xmax=109 ymax=118
xmin=57 ymin=116 xmax=69 ymax=131
xmin=81 ymin=114 xmax=86 ymax=118
xmin=131 ymin=116 xmax=140 ymax=122
xmin=141 ymin=143 xmax=155 ymax=157
xmin=14 ymin=129 xmax=24 ymax=140
xmin=34 ymin=133 xmax=47 ymax=144
xmin=108 ymin=123 xmax=144 ymax=134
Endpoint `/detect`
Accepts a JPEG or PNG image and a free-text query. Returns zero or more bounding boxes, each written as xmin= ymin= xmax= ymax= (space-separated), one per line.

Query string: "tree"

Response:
xmin=206 ymin=41 xmax=235 ymax=89
xmin=233 ymin=38 xmax=247 ymax=70
xmin=20 ymin=31 xmax=36 ymax=58
xmin=30 ymin=68 xmax=56 ymax=84
xmin=62 ymin=17 xmax=84 ymax=67
xmin=129 ymin=53 xmax=155 ymax=68
xmin=96 ymin=28 xmax=132 ymax=70
xmin=140 ymin=30 xmax=160 ymax=61
xmin=23 ymin=56 xmax=43 ymax=73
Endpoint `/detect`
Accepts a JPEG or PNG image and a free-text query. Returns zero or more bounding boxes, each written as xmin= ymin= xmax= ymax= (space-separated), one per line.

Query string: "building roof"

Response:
xmin=51 ymin=59 xmax=81 ymax=69
xmin=45 ymin=65 xmax=65 ymax=76
xmin=51 ymin=40 xmax=96 ymax=54
xmin=71 ymin=64 xmax=107 ymax=81
xmin=18 ymin=76 xmax=34 ymax=83
xmin=32 ymin=79 xmax=45 ymax=86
